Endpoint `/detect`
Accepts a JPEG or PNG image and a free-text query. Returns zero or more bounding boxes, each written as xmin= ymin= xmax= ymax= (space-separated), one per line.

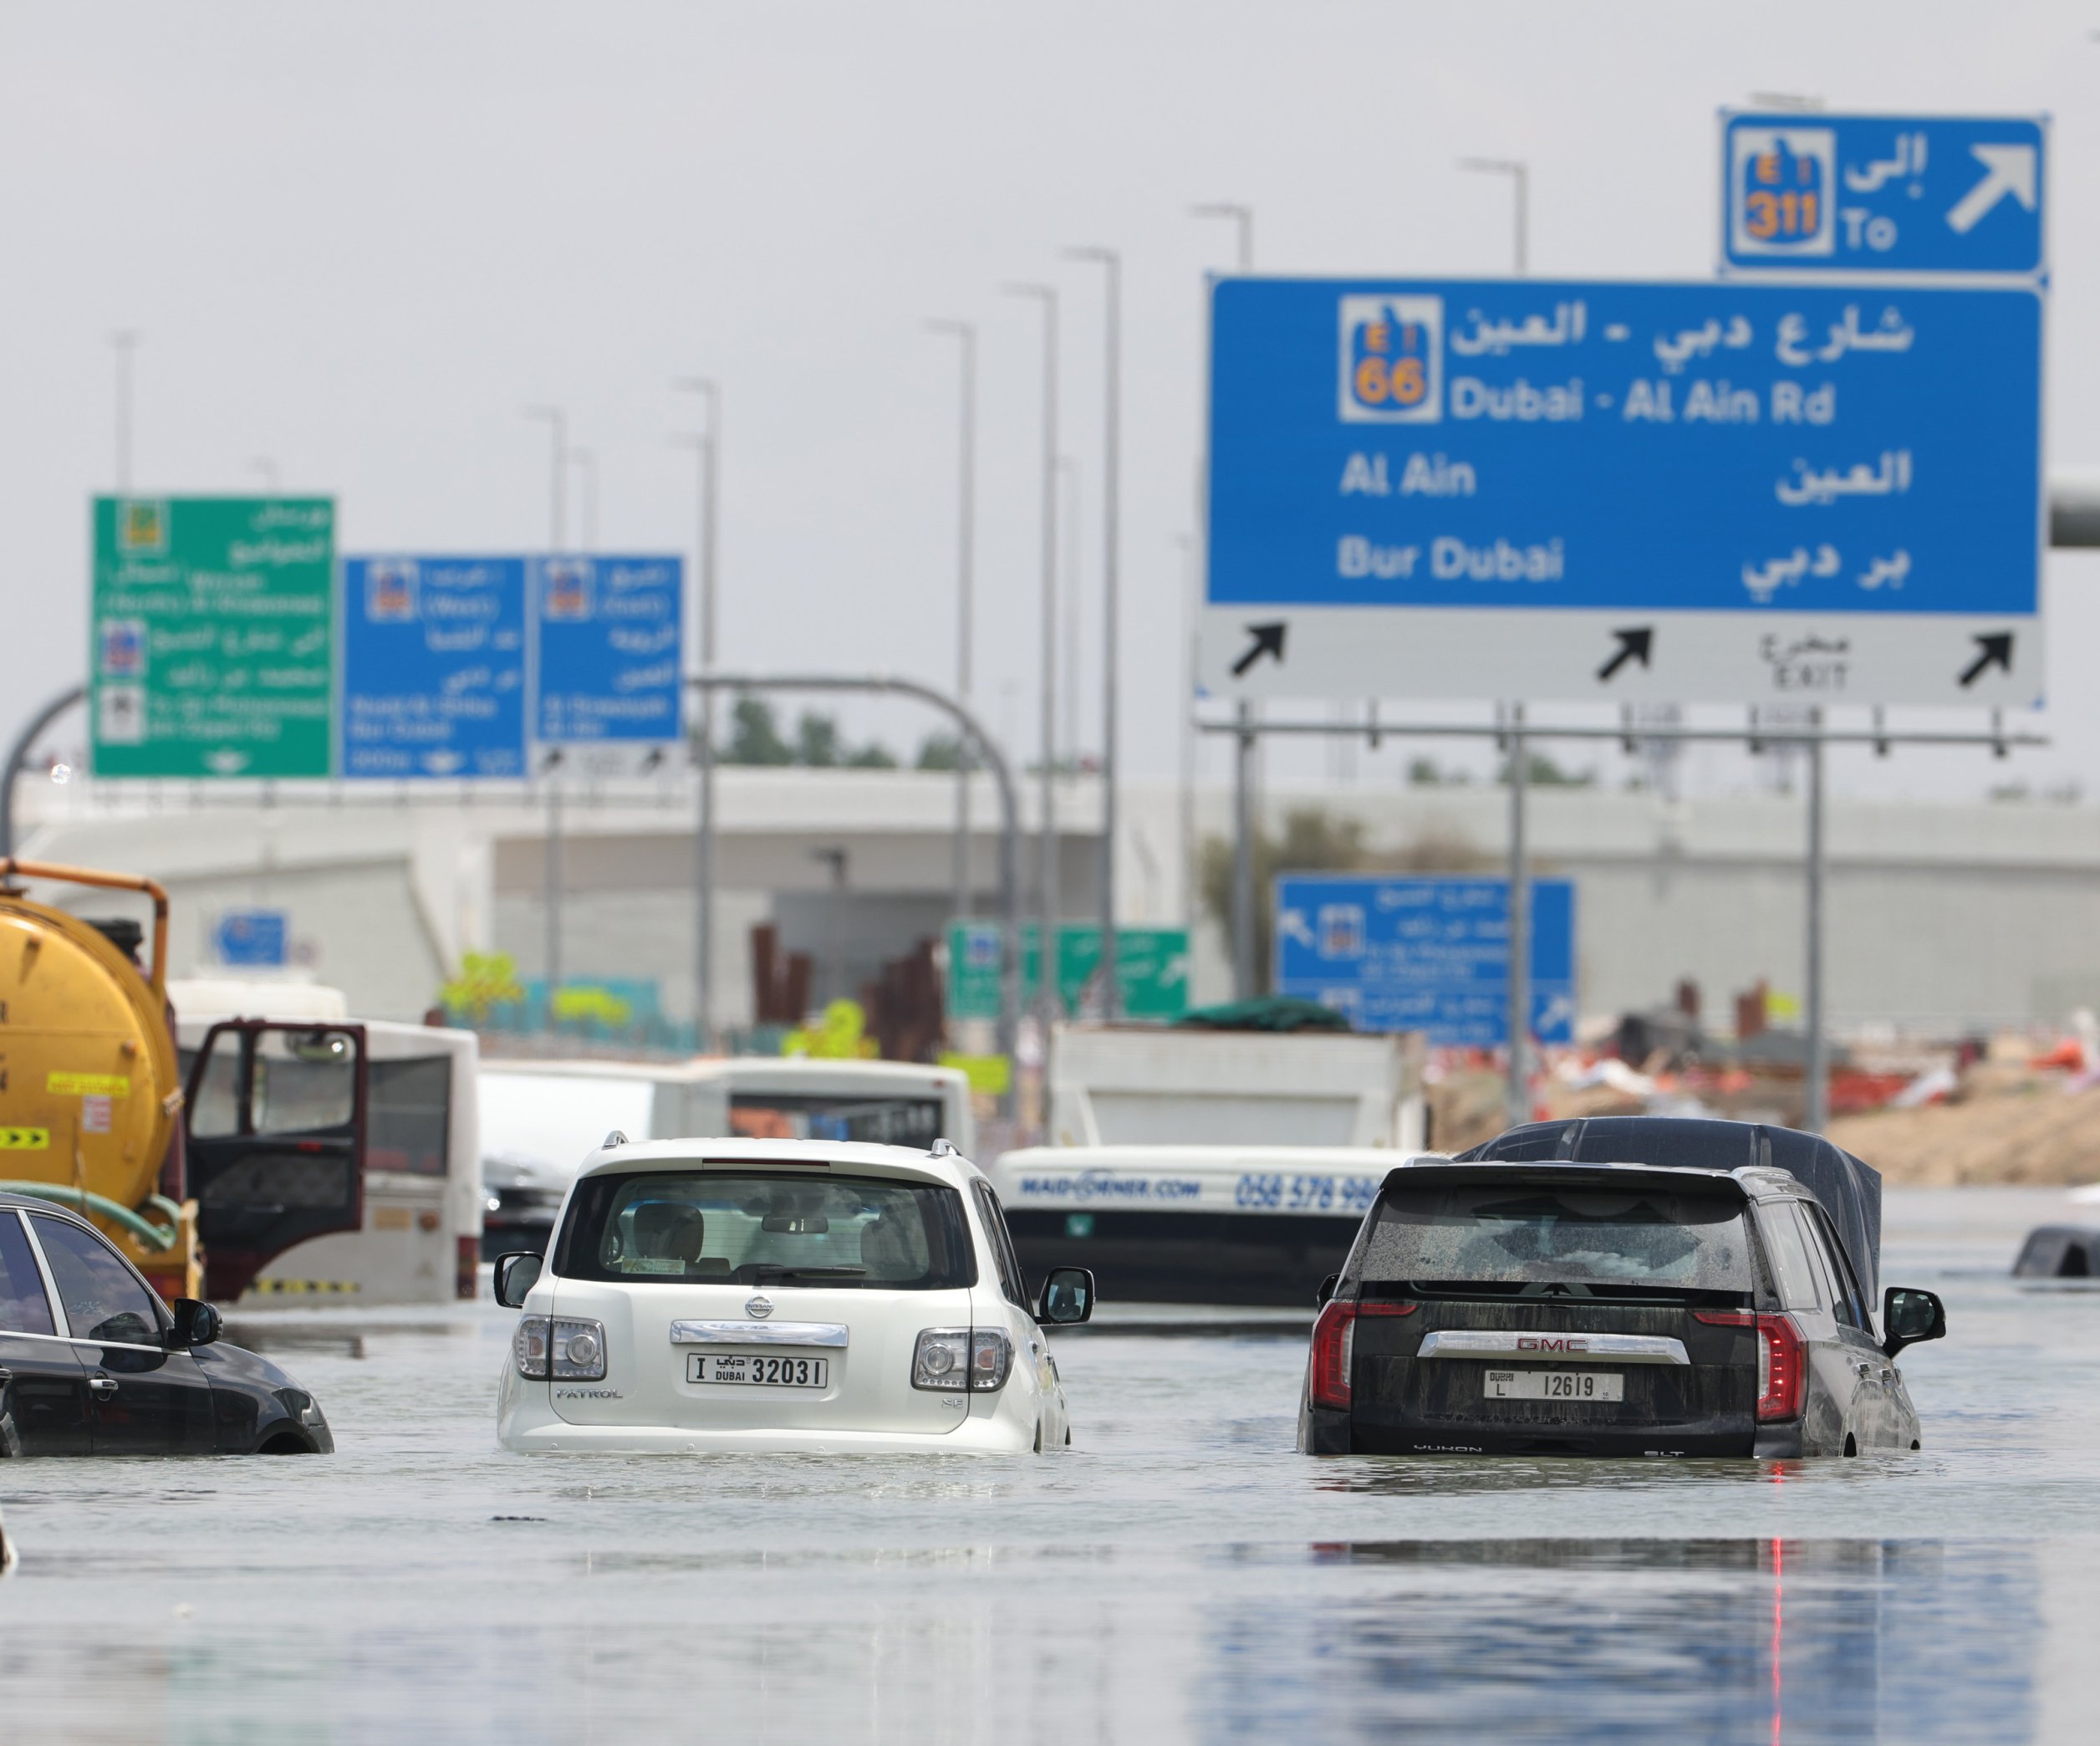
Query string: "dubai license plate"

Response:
xmin=1485 ymin=1369 xmax=1623 ymax=1402
xmin=687 ymin=1353 xmax=828 ymax=1388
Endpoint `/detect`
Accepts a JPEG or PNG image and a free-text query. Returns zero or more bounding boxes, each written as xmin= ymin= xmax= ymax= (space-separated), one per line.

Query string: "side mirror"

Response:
xmin=170 ymin=1299 xmax=222 ymax=1349
xmin=1037 ymin=1266 xmax=1095 ymax=1326
xmin=1882 ymin=1286 xmax=1947 ymax=1360
xmin=1316 ymin=1273 xmax=1340 ymax=1307
xmin=494 ymin=1253 xmax=545 ymax=1310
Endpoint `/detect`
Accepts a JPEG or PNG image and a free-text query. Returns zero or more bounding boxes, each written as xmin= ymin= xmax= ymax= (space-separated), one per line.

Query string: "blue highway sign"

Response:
xmin=342 ymin=557 xmax=528 ymax=779
xmin=1199 ymin=277 xmax=2042 ymax=707
xmin=1721 ymin=114 xmax=2044 ymax=278
xmin=212 ymin=909 xmax=288 ymax=968
xmin=1274 ymin=875 xmax=1576 ymax=1047
xmin=532 ymin=556 xmax=685 ymax=762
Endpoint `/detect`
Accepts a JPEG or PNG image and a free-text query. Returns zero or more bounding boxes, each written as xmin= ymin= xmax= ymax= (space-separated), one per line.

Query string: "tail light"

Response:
xmin=1308 ymin=1300 xmax=1416 ymax=1412
xmin=912 ymin=1327 xmax=1013 ymax=1392
xmin=1695 ymin=1310 xmax=1806 ymax=1422
xmin=513 ymin=1315 xmax=607 ymax=1381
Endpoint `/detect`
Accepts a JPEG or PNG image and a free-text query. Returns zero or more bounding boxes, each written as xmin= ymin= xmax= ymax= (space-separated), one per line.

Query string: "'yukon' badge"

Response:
xmin=745 ymin=1295 xmax=773 ymax=1320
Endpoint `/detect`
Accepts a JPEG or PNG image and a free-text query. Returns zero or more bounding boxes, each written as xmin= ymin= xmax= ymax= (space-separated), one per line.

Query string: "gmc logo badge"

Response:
xmin=1516 ymin=1336 xmax=1589 ymax=1352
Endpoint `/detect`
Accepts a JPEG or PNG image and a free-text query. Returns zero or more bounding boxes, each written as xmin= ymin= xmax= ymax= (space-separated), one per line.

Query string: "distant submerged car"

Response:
xmin=1297 ymin=1119 xmax=1945 ymax=1459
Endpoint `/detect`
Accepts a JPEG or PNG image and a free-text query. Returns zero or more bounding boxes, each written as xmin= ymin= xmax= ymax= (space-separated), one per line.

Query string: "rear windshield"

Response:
xmin=554 ymin=1170 xmax=976 ymax=1290
xmin=1356 ymin=1182 xmax=1753 ymax=1293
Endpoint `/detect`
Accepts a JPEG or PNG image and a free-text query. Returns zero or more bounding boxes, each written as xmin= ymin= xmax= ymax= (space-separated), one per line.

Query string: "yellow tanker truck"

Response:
xmin=0 ymin=857 xmax=201 ymax=1303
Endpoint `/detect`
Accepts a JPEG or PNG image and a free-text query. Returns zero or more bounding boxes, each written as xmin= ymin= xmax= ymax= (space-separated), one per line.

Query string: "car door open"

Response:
xmin=186 ymin=1021 xmax=369 ymax=1302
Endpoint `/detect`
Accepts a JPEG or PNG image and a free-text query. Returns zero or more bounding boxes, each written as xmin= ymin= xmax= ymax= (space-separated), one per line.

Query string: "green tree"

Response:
xmin=1496 ymin=748 xmax=1594 ymax=787
xmin=846 ymin=743 xmax=899 ymax=768
xmin=724 ymin=696 xmax=793 ymax=765
xmin=916 ymin=732 xmax=966 ymax=771
xmin=794 ymin=712 xmax=843 ymax=767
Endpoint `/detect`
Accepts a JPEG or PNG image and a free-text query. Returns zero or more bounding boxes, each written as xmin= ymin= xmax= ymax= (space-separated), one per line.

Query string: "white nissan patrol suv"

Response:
xmin=495 ymin=1136 xmax=1093 ymax=1454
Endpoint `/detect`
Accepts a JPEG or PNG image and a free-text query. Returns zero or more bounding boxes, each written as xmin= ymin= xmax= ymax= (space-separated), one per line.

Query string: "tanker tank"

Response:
xmin=0 ymin=858 xmax=199 ymax=1302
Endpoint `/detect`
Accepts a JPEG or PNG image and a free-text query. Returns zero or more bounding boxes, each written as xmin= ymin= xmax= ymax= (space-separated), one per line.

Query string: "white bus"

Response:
xmin=171 ymin=980 xmax=482 ymax=1306
xmin=477 ymin=1055 xmax=976 ymax=1257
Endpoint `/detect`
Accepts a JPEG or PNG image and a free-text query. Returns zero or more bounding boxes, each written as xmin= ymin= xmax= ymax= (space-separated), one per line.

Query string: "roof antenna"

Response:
xmin=603 ymin=1130 xmax=629 ymax=1148
xmin=929 ymin=1137 xmax=957 ymax=1158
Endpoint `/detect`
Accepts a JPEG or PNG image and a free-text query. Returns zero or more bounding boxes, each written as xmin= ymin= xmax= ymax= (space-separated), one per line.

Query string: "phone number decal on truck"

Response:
xmin=1232 ymin=1173 xmax=1382 ymax=1213
xmin=1007 ymin=1171 xmax=1380 ymax=1214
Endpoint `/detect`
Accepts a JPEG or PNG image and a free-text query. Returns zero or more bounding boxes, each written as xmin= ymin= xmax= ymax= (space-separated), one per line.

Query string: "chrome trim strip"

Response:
xmin=669 ymin=1320 xmax=849 ymax=1349
xmin=1417 ymin=1330 xmax=1690 ymax=1366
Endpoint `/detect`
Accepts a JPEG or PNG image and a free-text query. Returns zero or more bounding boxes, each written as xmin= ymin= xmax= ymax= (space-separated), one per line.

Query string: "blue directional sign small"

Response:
xmin=1721 ymin=114 xmax=2044 ymax=278
xmin=1273 ymin=875 xmax=1576 ymax=1048
xmin=342 ymin=557 xmax=528 ymax=779
xmin=532 ymin=556 xmax=685 ymax=758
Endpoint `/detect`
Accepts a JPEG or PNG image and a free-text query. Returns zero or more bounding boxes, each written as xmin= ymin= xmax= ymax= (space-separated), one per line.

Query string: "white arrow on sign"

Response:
xmin=1945 ymin=143 xmax=2037 ymax=235
xmin=1278 ymin=907 xmax=1315 ymax=950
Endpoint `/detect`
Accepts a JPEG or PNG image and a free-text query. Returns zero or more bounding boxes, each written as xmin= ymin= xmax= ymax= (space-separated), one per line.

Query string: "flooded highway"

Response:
xmin=3 ymin=1186 xmax=2097 ymax=1743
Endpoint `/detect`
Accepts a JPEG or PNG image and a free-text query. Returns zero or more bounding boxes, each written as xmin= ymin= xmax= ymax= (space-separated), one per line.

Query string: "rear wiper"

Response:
xmin=749 ymin=1265 xmax=869 ymax=1284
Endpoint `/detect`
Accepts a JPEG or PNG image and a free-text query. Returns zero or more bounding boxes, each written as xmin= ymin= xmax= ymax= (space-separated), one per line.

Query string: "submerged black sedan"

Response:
xmin=0 ymin=1193 xmax=332 ymax=1457
xmin=1298 ymin=1121 xmax=1945 ymax=1460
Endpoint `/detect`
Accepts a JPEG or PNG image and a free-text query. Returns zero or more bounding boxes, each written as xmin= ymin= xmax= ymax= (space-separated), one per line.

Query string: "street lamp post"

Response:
xmin=924 ymin=322 xmax=977 ymax=932
xmin=568 ymin=447 xmax=598 ymax=551
xmin=1058 ymin=458 xmax=1080 ymax=764
xmin=1458 ymin=157 xmax=1533 ymax=1126
xmin=111 ymin=331 xmax=139 ymax=492
xmin=1458 ymin=156 xmax=1529 ymax=276
xmin=1005 ymin=283 xmax=1060 ymax=1020
xmin=674 ymin=378 xmax=720 ymax=1050
xmin=1190 ymin=204 xmax=1257 ymax=998
xmin=1065 ymin=245 xmax=1122 ymax=1019
xmin=522 ymin=406 xmax=568 ymax=1033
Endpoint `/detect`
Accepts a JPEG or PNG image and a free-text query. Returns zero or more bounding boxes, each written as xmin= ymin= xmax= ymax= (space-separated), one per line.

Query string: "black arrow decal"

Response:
xmin=1596 ymin=626 xmax=1654 ymax=684
xmin=1959 ymin=632 xmax=2013 ymax=688
xmin=1231 ymin=621 xmax=1287 ymax=677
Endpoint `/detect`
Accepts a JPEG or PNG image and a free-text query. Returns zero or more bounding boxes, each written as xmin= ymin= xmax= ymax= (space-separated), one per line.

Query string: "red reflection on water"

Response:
xmin=1770 ymin=1534 xmax=1786 ymax=1746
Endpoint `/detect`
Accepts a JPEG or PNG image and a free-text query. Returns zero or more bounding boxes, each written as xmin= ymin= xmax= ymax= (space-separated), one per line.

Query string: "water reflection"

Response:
xmin=1308 ymin=1455 xmax=1818 ymax=1496
xmin=1205 ymin=1538 xmax=2036 ymax=1745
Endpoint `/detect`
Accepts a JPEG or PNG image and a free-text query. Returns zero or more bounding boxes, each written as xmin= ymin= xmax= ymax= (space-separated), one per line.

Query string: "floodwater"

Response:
xmin=3 ymin=1187 xmax=2098 ymax=1744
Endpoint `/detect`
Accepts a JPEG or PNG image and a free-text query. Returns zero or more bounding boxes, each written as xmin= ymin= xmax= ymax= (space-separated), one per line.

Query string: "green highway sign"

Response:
xmin=946 ymin=922 xmax=1190 ymax=1023
xmin=92 ymin=497 xmax=336 ymax=779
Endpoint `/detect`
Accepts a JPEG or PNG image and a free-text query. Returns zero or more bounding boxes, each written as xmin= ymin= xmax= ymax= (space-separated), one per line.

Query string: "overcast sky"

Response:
xmin=4 ymin=2 xmax=2097 ymax=804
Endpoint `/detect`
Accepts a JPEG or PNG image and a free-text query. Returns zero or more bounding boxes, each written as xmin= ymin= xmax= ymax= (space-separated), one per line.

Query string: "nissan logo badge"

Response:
xmin=745 ymin=1294 xmax=774 ymax=1320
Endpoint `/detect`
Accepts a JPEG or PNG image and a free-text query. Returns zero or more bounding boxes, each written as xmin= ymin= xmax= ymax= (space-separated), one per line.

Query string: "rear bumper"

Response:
xmin=499 ymin=1416 xmax=1038 ymax=1456
xmin=1302 ymin=1401 xmax=1761 ymax=1458
xmin=498 ymin=1376 xmax=1042 ymax=1455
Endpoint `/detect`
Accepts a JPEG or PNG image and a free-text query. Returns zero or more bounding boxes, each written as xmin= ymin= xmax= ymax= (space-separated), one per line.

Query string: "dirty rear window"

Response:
xmin=554 ymin=1170 xmax=976 ymax=1290
xmin=1357 ymin=1183 xmax=1752 ymax=1292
